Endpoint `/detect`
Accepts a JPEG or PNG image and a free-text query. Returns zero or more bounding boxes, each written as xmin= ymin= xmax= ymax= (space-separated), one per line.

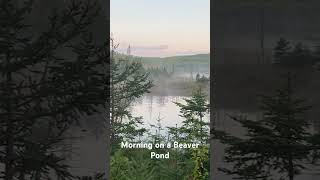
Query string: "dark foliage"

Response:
xmin=273 ymin=38 xmax=313 ymax=67
xmin=110 ymin=45 xmax=153 ymax=151
xmin=213 ymin=74 xmax=320 ymax=180
xmin=0 ymin=0 xmax=108 ymax=179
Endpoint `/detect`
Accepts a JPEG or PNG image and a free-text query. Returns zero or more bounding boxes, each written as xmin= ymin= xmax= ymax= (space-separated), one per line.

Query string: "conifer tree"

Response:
xmin=173 ymin=89 xmax=210 ymax=144
xmin=168 ymin=89 xmax=210 ymax=180
xmin=273 ymin=38 xmax=291 ymax=65
xmin=214 ymin=74 xmax=320 ymax=180
xmin=0 ymin=0 xmax=108 ymax=179
xmin=110 ymin=42 xmax=153 ymax=150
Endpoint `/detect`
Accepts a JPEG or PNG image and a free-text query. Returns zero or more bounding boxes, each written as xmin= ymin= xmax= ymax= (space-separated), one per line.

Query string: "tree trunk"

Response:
xmin=259 ymin=3 xmax=265 ymax=64
xmin=288 ymin=154 xmax=294 ymax=180
xmin=5 ymin=123 xmax=14 ymax=180
xmin=5 ymin=54 xmax=14 ymax=180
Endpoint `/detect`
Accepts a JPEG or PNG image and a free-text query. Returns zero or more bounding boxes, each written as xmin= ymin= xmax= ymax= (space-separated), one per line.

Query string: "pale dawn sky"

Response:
xmin=111 ymin=0 xmax=210 ymax=57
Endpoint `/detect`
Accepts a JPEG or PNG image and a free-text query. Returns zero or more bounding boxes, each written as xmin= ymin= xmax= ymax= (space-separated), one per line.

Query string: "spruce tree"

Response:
xmin=173 ymin=89 xmax=210 ymax=144
xmin=110 ymin=43 xmax=153 ymax=150
xmin=169 ymin=89 xmax=210 ymax=180
xmin=273 ymin=38 xmax=291 ymax=65
xmin=214 ymin=74 xmax=320 ymax=180
xmin=0 ymin=0 xmax=108 ymax=179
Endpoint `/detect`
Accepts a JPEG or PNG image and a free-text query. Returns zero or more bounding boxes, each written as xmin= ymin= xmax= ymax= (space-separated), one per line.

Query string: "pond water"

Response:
xmin=131 ymin=95 xmax=210 ymax=134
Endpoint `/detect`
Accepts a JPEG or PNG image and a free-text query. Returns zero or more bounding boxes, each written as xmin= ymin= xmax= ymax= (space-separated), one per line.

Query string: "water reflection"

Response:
xmin=131 ymin=95 xmax=209 ymax=133
xmin=132 ymin=96 xmax=186 ymax=128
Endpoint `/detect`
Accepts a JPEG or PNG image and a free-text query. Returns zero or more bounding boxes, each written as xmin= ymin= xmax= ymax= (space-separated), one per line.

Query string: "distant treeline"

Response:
xmin=115 ymin=52 xmax=210 ymax=71
xmin=273 ymin=38 xmax=320 ymax=68
xmin=214 ymin=38 xmax=320 ymax=112
xmin=215 ymin=38 xmax=320 ymax=67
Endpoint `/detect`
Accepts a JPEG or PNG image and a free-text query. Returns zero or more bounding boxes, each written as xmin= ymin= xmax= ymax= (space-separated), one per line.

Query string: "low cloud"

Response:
xmin=132 ymin=45 xmax=169 ymax=51
xmin=175 ymin=50 xmax=209 ymax=56
xmin=116 ymin=44 xmax=169 ymax=55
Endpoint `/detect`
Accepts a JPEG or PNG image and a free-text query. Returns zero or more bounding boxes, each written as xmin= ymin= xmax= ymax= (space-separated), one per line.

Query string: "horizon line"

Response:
xmin=115 ymin=51 xmax=210 ymax=59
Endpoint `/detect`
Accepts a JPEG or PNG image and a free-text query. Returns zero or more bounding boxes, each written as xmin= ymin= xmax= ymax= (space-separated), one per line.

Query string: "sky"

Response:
xmin=111 ymin=0 xmax=210 ymax=57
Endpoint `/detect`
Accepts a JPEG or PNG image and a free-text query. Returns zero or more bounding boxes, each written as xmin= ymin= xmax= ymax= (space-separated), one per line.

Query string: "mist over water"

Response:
xmin=130 ymin=56 xmax=210 ymax=135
